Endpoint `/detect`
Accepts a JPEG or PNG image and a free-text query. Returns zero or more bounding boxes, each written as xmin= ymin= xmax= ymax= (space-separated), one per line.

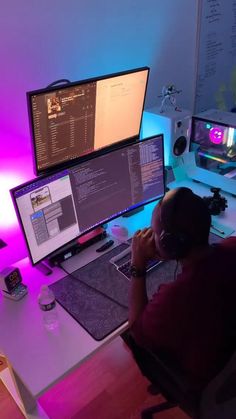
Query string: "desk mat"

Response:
xmin=50 ymin=232 xmax=222 ymax=341
xmin=49 ymin=243 xmax=177 ymax=340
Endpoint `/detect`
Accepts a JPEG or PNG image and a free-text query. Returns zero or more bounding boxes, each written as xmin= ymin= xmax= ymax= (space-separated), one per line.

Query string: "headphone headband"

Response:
xmin=158 ymin=188 xmax=193 ymax=259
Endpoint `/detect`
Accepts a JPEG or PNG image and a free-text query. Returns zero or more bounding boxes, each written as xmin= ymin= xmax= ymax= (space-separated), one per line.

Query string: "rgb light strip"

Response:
xmin=198 ymin=151 xmax=227 ymax=164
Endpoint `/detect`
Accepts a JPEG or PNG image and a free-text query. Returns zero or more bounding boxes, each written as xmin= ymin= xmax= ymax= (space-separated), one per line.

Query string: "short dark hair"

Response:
xmin=160 ymin=187 xmax=211 ymax=246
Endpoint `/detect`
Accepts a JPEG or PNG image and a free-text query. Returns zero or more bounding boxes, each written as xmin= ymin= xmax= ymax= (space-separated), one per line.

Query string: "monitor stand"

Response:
xmin=47 ymin=226 xmax=107 ymax=267
xmin=36 ymin=262 xmax=53 ymax=276
xmin=122 ymin=206 xmax=144 ymax=217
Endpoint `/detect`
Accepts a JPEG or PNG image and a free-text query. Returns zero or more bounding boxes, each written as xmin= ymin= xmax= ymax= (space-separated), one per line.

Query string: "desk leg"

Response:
xmin=0 ymin=367 xmax=49 ymax=418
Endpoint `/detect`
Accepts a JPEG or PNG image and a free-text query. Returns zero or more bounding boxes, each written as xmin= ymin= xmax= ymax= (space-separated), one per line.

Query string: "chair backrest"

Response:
xmin=200 ymin=350 xmax=236 ymax=419
xmin=124 ymin=333 xmax=200 ymax=416
xmin=145 ymin=350 xmax=202 ymax=417
xmin=124 ymin=331 xmax=236 ymax=418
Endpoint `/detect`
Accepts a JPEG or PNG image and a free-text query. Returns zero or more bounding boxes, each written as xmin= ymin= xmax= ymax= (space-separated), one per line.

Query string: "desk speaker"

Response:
xmin=142 ymin=106 xmax=192 ymax=167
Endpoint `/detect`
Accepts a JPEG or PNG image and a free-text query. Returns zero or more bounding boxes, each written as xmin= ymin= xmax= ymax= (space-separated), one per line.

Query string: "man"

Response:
xmin=129 ymin=187 xmax=236 ymax=392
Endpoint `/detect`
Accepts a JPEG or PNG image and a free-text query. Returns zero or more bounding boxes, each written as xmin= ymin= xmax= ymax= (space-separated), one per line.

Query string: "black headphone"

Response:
xmin=158 ymin=188 xmax=193 ymax=259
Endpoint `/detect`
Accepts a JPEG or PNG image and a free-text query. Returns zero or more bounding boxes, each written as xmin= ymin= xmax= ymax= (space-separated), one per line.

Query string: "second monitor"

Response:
xmin=11 ymin=135 xmax=165 ymax=265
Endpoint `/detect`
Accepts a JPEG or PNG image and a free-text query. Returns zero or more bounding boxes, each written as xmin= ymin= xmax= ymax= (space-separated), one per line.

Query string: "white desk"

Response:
xmin=0 ymin=199 xmax=158 ymax=418
xmin=0 ymin=180 xmax=235 ymax=417
xmin=0 ymin=242 xmax=126 ymax=417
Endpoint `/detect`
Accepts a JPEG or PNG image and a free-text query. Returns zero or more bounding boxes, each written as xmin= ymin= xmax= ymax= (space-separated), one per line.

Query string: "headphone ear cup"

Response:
xmin=159 ymin=230 xmax=177 ymax=259
xmin=159 ymin=230 xmax=191 ymax=259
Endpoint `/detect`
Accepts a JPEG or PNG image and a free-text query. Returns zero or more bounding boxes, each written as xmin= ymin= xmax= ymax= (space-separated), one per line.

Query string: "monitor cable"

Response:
xmin=59 ymin=262 xmax=129 ymax=310
xmin=46 ymin=79 xmax=71 ymax=88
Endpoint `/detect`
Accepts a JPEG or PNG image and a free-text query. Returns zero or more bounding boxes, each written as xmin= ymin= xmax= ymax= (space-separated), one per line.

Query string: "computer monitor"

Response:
xmin=11 ymin=134 xmax=165 ymax=265
xmin=27 ymin=67 xmax=149 ymax=175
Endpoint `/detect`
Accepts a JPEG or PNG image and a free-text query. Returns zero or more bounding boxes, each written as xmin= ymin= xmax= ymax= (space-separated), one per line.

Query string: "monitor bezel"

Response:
xmin=27 ymin=66 xmax=150 ymax=176
xmin=11 ymin=134 xmax=165 ymax=266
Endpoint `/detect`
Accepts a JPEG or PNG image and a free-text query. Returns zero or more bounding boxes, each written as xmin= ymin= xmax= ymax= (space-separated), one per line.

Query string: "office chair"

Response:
xmin=200 ymin=351 xmax=236 ymax=419
xmin=122 ymin=332 xmax=236 ymax=419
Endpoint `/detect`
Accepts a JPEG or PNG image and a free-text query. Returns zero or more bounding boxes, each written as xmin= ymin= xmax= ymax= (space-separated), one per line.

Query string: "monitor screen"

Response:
xmin=27 ymin=67 xmax=149 ymax=175
xmin=11 ymin=135 xmax=165 ymax=265
xmin=190 ymin=117 xmax=236 ymax=176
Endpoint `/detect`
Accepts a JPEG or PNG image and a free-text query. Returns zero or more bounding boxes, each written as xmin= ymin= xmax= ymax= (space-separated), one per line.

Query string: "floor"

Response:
xmin=0 ymin=337 xmax=190 ymax=419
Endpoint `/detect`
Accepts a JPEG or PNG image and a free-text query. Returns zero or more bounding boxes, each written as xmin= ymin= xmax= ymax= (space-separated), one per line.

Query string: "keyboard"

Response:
xmin=117 ymin=258 xmax=163 ymax=280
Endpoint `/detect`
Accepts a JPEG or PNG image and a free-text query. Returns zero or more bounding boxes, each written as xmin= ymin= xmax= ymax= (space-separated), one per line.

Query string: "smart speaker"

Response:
xmin=142 ymin=106 xmax=192 ymax=167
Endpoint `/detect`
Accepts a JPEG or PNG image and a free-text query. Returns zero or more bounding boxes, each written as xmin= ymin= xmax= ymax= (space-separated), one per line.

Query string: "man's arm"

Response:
xmin=128 ymin=228 xmax=157 ymax=326
xmin=129 ymin=273 xmax=148 ymax=327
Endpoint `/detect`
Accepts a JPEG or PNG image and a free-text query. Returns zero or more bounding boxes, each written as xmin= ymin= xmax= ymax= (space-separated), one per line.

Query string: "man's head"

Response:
xmin=151 ymin=187 xmax=211 ymax=260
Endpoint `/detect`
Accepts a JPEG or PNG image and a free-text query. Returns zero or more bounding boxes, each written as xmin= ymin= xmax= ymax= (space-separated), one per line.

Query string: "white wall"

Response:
xmin=0 ymin=0 xmax=199 ymax=266
xmin=0 ymin=0 xmax=199 ymax=155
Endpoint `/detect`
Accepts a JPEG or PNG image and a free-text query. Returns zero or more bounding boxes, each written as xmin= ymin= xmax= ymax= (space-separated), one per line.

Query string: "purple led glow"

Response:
xmin=0 ymin=172 xmax=25 ymax=228
xmin=0 ymin=149 xmax=34 ymax=229
xmin=0 ymin=153 xmax=34 ymax=267
xmin=209 ymin=127 xmax=224 ymax=144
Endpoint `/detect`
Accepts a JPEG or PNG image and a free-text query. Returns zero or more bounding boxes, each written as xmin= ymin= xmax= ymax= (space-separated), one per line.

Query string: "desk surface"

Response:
xmin=0 ymin=243 xmax=126 ymax=399
xmin=168 ymin=177 xmax=236 ymax=236
xmin=0 ymin=178 xmax=235 ymax=401
xmin=0 ymin=198 xmax=157 ymax=400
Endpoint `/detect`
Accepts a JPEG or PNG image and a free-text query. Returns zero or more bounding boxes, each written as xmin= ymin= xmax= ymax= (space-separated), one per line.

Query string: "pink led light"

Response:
xmin=0 ymin=172 xmax=25 ymax=228
xmin=0 ymin=146 xmax=34 ymax=229
xmin=209 ymin=127 xmax=224 ymax=144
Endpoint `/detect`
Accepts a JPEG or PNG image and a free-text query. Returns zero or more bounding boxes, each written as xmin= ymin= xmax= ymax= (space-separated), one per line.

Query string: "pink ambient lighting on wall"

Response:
xmin=209 ymin=127 xmax=224 ymax=144
xmin=0 ymin=172 xmax=25 ymax=228
xmin=0 ymin=142 xmax=34 ymax=231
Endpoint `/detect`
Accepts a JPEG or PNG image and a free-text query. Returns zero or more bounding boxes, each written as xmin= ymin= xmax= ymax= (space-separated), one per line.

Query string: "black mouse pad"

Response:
xmin=49 ymin=243 xmax=176 ymax=341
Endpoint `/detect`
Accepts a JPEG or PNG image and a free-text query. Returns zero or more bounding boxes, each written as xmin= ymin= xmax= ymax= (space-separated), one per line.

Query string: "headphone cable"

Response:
xmin=174 ymin=260 xmax=179 ymax=281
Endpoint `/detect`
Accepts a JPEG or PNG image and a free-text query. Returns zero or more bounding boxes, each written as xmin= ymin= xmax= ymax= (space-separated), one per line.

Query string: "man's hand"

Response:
xmin=131 ymin=227 xmax=158 ymax=269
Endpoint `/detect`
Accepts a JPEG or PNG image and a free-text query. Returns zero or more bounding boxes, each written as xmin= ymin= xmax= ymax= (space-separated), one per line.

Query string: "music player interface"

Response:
xmin=30 ymin=69 xmax=149 ymax=172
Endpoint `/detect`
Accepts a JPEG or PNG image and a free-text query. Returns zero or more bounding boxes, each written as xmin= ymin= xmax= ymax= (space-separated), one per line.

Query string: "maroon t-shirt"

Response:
xmin=131 ymin=237 xmax=236 ymax=390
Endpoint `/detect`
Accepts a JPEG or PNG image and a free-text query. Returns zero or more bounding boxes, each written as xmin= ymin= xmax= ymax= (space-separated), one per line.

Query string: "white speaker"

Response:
xmin=141 ymin=106 xmax=192 ymax=167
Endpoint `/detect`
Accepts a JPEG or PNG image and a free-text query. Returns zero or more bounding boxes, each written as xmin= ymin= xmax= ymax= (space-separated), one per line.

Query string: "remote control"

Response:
xmin=96 ymin=240 xmax=114 ymax=252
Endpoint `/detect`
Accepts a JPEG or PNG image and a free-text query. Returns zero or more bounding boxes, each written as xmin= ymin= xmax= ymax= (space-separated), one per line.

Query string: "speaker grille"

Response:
xmin=173 ymin=136 xmax=187 ymax=156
